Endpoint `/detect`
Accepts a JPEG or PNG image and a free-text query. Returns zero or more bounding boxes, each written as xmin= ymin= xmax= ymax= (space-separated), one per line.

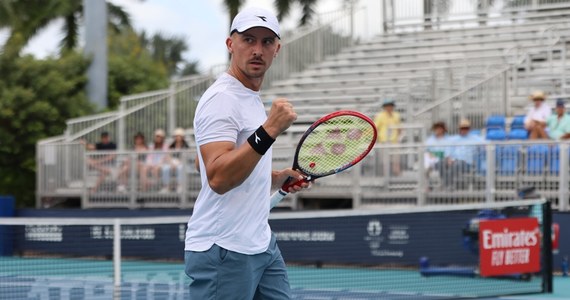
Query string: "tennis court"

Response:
xmin=1 ymin=256 xmax=561 ymax=300
xmin=0 ymin=199 xmax=557 ymax=299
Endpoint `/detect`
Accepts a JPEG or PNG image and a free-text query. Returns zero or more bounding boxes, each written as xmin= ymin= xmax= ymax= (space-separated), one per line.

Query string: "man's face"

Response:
xmin=533 ymin=98 xmax=543 ymax=108
xmin=459 ymin=127 xmax=470 ymax=136
xmin=384 ymin=104 xmax=394 ymax=113
xmin=556 ymin=106 xmax=565 ymax=116
xmin=101 ymin=135 xmax=110 ymax=144
xmin=434 ymin=127 xmax=445 ymax=137
xmin=227 ymin=27 xmax=280 ymax=79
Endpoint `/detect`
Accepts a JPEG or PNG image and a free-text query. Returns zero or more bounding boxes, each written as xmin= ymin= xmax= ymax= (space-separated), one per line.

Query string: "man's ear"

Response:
xmin=226 ymin=37 xmax=233 ymax=55
xmin=274 ymin=42 xmax=281 ymax=57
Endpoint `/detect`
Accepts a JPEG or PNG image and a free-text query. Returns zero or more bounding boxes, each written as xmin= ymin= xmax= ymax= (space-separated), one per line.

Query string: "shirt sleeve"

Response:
xmin=194 ymin=92 xmax=240 ymax=146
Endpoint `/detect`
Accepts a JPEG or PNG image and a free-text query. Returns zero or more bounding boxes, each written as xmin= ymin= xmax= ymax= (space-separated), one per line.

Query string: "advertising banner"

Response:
xmin=479 ymin=218 xmax=541 ymax=277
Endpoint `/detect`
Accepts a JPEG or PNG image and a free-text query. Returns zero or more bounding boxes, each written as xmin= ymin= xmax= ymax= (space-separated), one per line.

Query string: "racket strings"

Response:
xmin=297 ymin=115 xmax=375 ymax=176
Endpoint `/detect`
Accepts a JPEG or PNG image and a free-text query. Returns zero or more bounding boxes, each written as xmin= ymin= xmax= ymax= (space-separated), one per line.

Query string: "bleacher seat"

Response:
xmin=526 ymin=144 xmax=549 ymax=175
xmin=496 ymin=145 xmax=520 ymax=175
xmin=486 ymin=128 xmax=507 ymax=141
xmin=550 ymin=146 xmax=560 ymax=175
xmin=486 ymin=115 xmax=506 ymax=129
xmin=548 ymin=145 xmax=570 ymax=175
xmin=510 ymin=115 xmax=526 ymax=129
xmin=507 ymin=128 xmax=529 ymax=140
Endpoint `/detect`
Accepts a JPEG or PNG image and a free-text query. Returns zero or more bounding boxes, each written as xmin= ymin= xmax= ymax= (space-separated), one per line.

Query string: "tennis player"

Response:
xmin=185 ymin=7 xmax=309 ymax=299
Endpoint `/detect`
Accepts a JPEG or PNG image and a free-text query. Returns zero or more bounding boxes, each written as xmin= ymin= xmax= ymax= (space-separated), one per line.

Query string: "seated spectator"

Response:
xmin=117 ymin=132 xmax=148 ymax=192
xmin=162 ymin=128 xmax=190 ymax=193
xmin=425 ymin=121 xmax=449 ymax=169
xmin=436 ymin=119 xmax=484 ymax=189
xmin=547 ymin=99 xmax=570 ymax=140
xmin=524 ymin=90 xmax=551 ymax=140
xmin=141 ymin=129 xmax=168 ymax=191
xmin=86 ymin=131 xmax=117 ymax=192
xmin=374 ymin=99 xmax=401 ymax=175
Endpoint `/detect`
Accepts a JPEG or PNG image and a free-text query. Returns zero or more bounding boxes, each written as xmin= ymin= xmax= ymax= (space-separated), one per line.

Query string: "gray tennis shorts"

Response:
xmin=184 ymin=234 xmax=291 ymax=299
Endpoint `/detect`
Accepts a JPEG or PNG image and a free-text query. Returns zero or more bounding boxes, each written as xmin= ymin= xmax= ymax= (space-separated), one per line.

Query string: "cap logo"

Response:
xmin=257 ymin=15 xmax=267 ymax=22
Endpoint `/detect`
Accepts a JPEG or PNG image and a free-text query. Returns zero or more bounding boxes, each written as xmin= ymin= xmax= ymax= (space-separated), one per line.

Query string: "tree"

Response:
xmin=139 ymin=31 xmax=199 ymax=77
xmin=0 ymin=0 xmax=131 ymax=56
xmin=107 ymin=29 xmax=170 ymax=109
xmin=0 ymin=53 xmax=93 ymax=207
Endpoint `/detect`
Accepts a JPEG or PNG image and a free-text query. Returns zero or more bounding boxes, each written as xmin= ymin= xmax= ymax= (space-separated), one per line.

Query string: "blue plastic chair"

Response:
xmin=526 ymin=144 xmax=549 ymax=175
xmin=486 ymin=115 xmax=506 ymax=129
xmin=510 ymin=115 xmax=526 ymax=129
xmin=550 ymin=145 xmax=560 ymax=175
xmin=486 ymin=128 xmax=507 ymax=141
xmin=507 ymin=128 xmax=529 ymax=140
xmin=496 ymin=145 xmax=520 ymax=175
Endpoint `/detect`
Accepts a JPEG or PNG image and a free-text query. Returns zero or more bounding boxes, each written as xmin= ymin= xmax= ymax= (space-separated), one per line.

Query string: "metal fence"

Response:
xmin=412 ymin=67 xmax=509 ymax=134
xmin=262 ymin=7 xmax=367 ymax=89
xmin=384 ymin=0 xmax=570 ymax=31
xmin=37 ymin=139 xmax=570 ymax=211
xmin=360 ymin=140 xmax=570 ymax=211
xmin=82 ymin=149 xmax=199 ymax=209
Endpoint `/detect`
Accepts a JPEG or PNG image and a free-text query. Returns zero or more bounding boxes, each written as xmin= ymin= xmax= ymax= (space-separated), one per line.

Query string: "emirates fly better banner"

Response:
xmin=479 ymin=218 xmax=541 ymax=277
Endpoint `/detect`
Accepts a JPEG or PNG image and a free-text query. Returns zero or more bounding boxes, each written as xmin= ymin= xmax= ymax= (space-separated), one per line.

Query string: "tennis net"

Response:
xmin=0 ymin=199 xmax=553 ymax=300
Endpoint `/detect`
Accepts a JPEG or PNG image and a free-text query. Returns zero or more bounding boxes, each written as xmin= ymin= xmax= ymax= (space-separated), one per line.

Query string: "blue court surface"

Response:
xmin=0 ymin=257 xmax=567 ymax=299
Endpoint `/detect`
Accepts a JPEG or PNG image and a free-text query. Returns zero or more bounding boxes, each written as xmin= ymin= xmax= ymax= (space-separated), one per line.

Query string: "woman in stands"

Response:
xmin=117 ymin=132 xmax=148 ymax=192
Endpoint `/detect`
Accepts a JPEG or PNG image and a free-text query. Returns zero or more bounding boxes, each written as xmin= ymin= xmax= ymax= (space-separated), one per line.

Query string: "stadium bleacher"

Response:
xmin=35 ymin=2 xmax=570 ymax=211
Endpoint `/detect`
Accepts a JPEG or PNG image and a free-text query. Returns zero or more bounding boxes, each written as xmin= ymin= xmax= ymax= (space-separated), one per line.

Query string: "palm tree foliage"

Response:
xmin=0 ymin=0 xmax=131 ymax=56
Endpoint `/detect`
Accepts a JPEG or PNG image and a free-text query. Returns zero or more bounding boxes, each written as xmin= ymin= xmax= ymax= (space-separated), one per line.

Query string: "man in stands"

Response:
xmin=437 ymin=119 xmax=484 ymax=189
xmin=87 ymin=131 xmax=117 ymax=192
xmin=524 ymin=90 xmax=552 ymax=140
xmin=547 ymin=99 xmax=570 ymax=140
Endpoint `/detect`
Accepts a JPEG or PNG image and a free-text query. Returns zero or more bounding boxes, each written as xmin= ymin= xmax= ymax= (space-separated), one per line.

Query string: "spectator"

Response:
xmin=524 ymin=90 xmax=552 ymax=140
xmin=547 ymin=99 xmax=570 ymax=140
xmin=425 ymin=121 xmax=449 ymax=170
xmin=87 ymin=131 xmax=117 ymax=192
xmin=117 ymin=132 xmax=148 ymax=192
xmin=374 ymin=99 xmax=401 ymax=143
xmin=436 ymin=119 xmax=484 ymax=189
xmin=142 ymin=129 xmax=168 ymax=191
xmin=374 ymin=99 xmax=401 ymax=176
xmin=162 ymin=128 xmax=190 ymax=193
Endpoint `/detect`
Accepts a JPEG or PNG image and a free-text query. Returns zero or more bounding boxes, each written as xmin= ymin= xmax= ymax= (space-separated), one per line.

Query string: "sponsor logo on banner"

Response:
xmin=274 ymin=231 xmax=335 ymax=242
xmin=479 ymin=218 xmax=540 ymax=277
xmin=364 ymin=219 xmax=408 ymax=257
xmin=25 ymin=225 xmax=63 ymax=242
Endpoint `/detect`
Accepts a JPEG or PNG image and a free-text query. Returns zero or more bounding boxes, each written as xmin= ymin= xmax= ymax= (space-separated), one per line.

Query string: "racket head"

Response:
xmin=292 ymin=110 xmax=377 ymax=179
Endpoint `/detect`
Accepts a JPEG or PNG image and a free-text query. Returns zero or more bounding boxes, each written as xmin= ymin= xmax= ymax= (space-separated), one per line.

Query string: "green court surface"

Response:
xmin=0 ymin=257 xmax=566 ymax=300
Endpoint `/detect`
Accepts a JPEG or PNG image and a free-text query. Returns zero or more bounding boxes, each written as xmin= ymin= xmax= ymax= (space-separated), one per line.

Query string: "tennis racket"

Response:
xmin=270 ymin=110 xmax=377 ymax=209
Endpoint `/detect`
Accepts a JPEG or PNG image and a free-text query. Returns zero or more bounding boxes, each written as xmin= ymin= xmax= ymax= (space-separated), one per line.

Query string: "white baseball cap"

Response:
xmin=230 ymin=7 xmax=280 ymax=39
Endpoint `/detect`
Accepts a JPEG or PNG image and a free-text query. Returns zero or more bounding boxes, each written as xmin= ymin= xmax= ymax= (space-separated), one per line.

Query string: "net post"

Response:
xmin=113 ymin=218 xmax=122 ymax=299
xmin=542 ymin=200 xmax=553 ymax=293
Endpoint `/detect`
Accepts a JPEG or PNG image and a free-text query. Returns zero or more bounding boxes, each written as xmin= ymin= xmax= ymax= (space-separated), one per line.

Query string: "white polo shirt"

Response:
xmin=185 ymin=73 xmax=272 ymax=255
xmin=524 ymin=102 xmax=552 ymax=127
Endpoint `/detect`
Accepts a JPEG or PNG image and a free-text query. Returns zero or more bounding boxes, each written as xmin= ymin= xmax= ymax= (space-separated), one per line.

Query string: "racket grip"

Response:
xmin=269 ymin=189 xmax=287 ymax=209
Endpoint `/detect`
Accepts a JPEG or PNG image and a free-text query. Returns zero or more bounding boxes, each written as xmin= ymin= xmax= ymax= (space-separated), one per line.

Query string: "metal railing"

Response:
xmin=383 ymin=0 xmax=570 ymax=32
xmin=362 ymin=140 xmax=569 ymax=211
xmin=82 ymin=149 xmax=199 ymax=209
xmin=413 ymin=67 xmax=510 ymax=134
xmin=262 ymin=6 xmax=367 ymax=89
xmin=37 ymin=139 xmax=570 ymax=211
